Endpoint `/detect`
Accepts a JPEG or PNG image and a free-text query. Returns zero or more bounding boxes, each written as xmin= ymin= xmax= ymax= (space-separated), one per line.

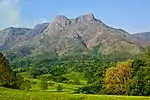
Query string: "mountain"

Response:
xmin=20 ymin=23 xmax=49 ymax=41
xmin=0 ymin=23 xmax=49 ymax=50
xmin=133 ymin=32 xmax=150 ymax=42
xmin=0 ymin=13 xmax=147 ymax=60
xmin=0 ymin=27 xmax=30 ymax=50
xmin=40 ymin=13 xmax=144 ymax=55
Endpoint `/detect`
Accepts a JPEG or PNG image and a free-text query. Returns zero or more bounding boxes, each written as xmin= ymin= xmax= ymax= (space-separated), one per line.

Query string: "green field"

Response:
xmin=0 ymin=72 xmax=149 ymax=100
xmin=19 ymin=72 xmax=85 ymax=92
xmin=0 ymin=87 xmax=150 ymax=100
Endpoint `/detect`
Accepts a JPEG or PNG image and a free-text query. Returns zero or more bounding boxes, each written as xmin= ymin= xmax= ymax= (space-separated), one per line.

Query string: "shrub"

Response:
xmin=57 ymin=84 xmax=63 ymax=92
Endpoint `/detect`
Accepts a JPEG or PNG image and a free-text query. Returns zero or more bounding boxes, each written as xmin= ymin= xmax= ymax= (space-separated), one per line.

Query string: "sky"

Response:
xmin=0 ymin=0 xmax=150 ymax=33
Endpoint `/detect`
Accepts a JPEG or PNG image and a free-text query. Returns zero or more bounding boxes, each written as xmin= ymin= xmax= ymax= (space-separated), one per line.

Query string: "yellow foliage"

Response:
xmin=103 ymin=60 xmax=133 ymax=95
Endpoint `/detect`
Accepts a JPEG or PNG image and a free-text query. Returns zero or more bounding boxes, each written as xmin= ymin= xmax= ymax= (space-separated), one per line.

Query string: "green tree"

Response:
xmin=12 ymin=74 xmax=24 ymax=89
xmin=91 ymin=43 xmax=101 ymax=59
xmin=40 ymin=75 xmax=48 ymax=92
xmin=130 ymin=57 xmax=150 ymax=96
xmin=145 ymin=50 xmax=150 ymax=65
xmin=57 ymin=84 xmax=63 ymax=92
xmin=0 ymin=52 xmax=13 ymax=87
xmin=24 ymin=80 xmax=32 ymax=91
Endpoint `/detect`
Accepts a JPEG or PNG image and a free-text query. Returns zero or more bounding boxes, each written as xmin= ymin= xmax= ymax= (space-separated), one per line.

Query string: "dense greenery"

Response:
xmin=0 ymin=50 xmax=150 ymax=96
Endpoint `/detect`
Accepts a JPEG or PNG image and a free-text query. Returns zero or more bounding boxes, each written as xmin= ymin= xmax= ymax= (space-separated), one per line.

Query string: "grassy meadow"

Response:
xmin=0 ymin=72 xmax=150 ymax=100
xmin=1 ymin=87 xmax=150 ymax=100
xmin=19 ymin=72 xmax=85 ymax=92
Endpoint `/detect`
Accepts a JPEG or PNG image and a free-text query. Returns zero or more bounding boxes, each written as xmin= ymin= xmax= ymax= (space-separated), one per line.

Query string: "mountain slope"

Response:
xmin=0 ymin=23 xmax=49 ymax=49
xmin=133 ymin=32 xmax=150 ymax=41
xmin=0 ymin=27 xmax=30 ymax=50
xmin=0 ymin=13 xmax=147 ymax=58
xmin=40 ymin=13 xmax=144 ymax=55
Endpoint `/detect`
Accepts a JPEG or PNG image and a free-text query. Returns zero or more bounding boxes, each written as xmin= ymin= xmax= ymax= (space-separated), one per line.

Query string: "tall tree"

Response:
xmin=130 ymin=52 xmax=150 ymax=96
xmin=0 ymin=52 xmax=13 ymax=87
xmin=40 ymin=75 xmax=48 ymax=92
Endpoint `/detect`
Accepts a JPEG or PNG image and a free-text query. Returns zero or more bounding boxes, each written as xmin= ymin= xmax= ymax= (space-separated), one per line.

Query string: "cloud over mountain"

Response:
xmin=0 ymin=0 xmax=47 ymax=29
xmin=0 ymin=0 xmax=21 ymax=28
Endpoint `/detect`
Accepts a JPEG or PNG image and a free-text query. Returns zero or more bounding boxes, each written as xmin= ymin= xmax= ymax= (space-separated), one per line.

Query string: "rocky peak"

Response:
xmin=53 ymin=15 xmax=71 ymax=27
xmin=18 ymin=23 xmax=49 ymax=41
xmin=34 ymin=23 xmax=49 ymax=29
xmin=84 ymin=13 xmax=95 ymax=20
xmin=75 ymin=13 xmax=96 ymax=23
xmin=3 ymin=27 xmax=17 ymax=33
xmin=0 ymin=27 xmax=30 ymax=35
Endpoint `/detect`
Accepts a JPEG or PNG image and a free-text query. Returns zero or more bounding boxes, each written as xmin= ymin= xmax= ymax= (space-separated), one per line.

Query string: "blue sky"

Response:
xmin=0 ymin=0 xmax=150 ymax=33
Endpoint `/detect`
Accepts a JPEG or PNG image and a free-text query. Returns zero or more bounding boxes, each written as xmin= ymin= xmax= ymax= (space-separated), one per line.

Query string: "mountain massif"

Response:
xmin=0 ymin=13 xmax=150 ymax=60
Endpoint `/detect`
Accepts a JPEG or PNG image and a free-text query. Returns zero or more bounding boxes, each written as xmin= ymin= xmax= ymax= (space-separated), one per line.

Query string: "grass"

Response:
xmin=63 ymin=72 xmax=87 ymax=85
xmin=0 ymin=87 xmax=150 ymax=100
xmin=1 ymin=72 xmax=148 ymax=100
xmin=19 ymin=72 xmax=85 ymax=92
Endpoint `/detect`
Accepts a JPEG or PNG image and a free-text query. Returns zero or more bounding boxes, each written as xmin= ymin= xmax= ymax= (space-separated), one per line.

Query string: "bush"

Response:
xmin=48 ymin=81 xmax=55 ymax=86
xmin=74 ymin=85 xmax=102 ymax=94
xmin=57 ymin=84 xmax=63 ymax=92
xmin=31 ymin=81 xmax=37 ymax=85
xmin=24 ymin=80 xmax=32 ymax=91
xmin=51 ymin=76 xmax=69 ymax=83
xmin=73 ymin=79 xmax=81 ymax=85
xmin=66 ymin=80 xmax=74 ymax=84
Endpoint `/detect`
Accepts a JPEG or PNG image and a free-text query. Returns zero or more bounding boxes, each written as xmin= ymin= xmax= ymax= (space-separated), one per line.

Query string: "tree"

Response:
xmin=130 ymin=57 xmax=150 ymax=96
xmin=0 ymin=52 xmax=13 ymax=87
xmin=40 ymin=75 xmax=48 ymax=92
xmin=90 ymin=43 xmax=102 ymax=60
xmin=24 ymin=80 xmax=32 ymax=91
xmin=12 ymin=74 xmax=24 ymax=89
xmin=103 ymin=60 xmax=133 ymax=95
xmin=57 ymin=84 xmax=63 ymax=92
xmin=145 ymin=50 xmax=150 ymax=66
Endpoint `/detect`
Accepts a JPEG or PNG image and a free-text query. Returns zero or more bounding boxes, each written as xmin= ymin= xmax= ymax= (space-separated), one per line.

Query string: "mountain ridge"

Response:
xmin=133 ymin=32 xmax=150 ymax=41
xmin=0 ymin=13 xmax=148 ymax=59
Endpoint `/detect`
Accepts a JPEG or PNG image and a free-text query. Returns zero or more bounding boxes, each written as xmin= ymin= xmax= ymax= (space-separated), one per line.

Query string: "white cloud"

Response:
xmin=0 ymin=0 xmax=47 ymax=29
xmin=0 ymin=0 xmax=21 ymax=28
